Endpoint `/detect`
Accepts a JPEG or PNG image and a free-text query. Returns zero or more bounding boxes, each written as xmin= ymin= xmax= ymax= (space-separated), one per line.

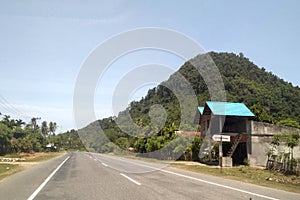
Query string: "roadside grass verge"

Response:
xmin=84 ymin=152 xmax=300 ymax=193
xmin=0 ymin=152 xmax=65 ymax=181
xmin=171 ymin=163 xmax=300 ymax=194
xmin=19 ymin=152 xmax=64 ymax=162
xmin=0 ymin=164 xmax=24 ymax=181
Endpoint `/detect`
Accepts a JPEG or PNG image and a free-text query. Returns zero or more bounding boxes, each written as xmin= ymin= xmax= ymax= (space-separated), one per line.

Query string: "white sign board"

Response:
xmin=212 ymin=135 xmax=230 ymax=142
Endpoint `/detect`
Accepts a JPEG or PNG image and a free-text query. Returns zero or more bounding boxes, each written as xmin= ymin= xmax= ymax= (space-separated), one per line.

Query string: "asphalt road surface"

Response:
xmin=0 ymin=152 xmax=299 ymax=200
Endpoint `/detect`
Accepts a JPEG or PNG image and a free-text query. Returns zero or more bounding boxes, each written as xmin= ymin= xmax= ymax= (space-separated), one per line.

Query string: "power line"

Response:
xmin=0 ymin=95 xmax=32 ymax=119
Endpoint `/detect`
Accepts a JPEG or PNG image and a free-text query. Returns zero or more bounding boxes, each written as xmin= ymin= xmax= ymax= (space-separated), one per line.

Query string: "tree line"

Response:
xmin=0 ymin=113 xmax=57 ymax=155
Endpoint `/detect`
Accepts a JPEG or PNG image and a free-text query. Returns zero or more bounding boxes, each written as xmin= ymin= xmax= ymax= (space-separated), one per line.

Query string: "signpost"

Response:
xmin=212 ymin=134 xmax=230 ymax=142
xmin=212 ymin=134 xmax=231 ymax=168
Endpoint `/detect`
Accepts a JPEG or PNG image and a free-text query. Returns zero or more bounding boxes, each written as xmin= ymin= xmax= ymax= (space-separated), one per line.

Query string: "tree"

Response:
xmin=49 ymin=122 xmax=57 ymax=136
xmin=16 ymin=119 xmax=25 ymax=128
xmin=0 ymin=123 xmax=12 ymax=155
xmin=270 ymin=131 xmax=300 ymax=172
xmin=277 ymin=119 xmax=300 ymax=129
xmin=239 ymin=52 xmax=244 ymax=58
xmin=31 ymin=117 xmax=41 ymax=133
xmin=114 ymin=137 xmax=129 ymax=151
xmin=41 ymin=121 xmax=48 ymax=137
xmin=286 ymin=132 xmax=300 ymax=159
xmin=1 ymin=115 xmax=16 ymax=129
xmin=250 ymin=103 xmax=274 ymax=123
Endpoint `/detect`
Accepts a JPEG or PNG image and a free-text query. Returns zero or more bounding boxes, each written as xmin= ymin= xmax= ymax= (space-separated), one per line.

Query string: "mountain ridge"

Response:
xmin=75 ymin=51 xmax=300 ymax=154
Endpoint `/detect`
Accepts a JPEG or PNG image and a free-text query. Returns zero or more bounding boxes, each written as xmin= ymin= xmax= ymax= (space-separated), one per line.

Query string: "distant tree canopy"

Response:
xmin=0 ymin=113 xmax=65 ymax=155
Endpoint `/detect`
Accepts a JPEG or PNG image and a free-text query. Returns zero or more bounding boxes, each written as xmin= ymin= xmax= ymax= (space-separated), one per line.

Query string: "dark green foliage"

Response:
xmin=0 ymin=123 xmax=13 ymax=155
xmin=179 ymin=52 xmax=300 ymax=123
xmin=277 ymin=119 xmax=300 ymax=129
xmin=77 ymin=52 xmax=300 ymax=160
xmin=51 ymin=129 xmax=86 ymax=151
xmin=0 ymin=114 xmax=61 ymax=155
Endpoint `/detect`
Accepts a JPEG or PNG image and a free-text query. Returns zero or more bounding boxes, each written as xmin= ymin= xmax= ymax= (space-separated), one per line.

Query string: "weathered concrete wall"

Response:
xmin=249 ymin=121 xmax=300 ymax=167
xmin=251 ymin=121 xmax=298 ymax=136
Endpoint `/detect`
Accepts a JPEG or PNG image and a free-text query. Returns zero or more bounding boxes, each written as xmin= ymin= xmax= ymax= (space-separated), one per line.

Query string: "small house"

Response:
xmin=197 ymin=101 xmax=255 ymax=166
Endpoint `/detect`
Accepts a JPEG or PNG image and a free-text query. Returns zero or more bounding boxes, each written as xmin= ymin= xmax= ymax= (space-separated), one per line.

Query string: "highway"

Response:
xmin=0 ymin=152 xmax=299 ymax=200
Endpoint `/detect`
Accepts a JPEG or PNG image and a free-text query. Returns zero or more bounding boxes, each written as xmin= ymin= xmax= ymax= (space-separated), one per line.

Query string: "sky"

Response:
xmin=0 ymin=0 xmax=299 ymax=132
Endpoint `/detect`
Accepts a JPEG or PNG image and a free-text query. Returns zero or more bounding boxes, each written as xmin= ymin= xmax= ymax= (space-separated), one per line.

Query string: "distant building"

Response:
xmin=196 ymin=101 xmax=300 ymax=167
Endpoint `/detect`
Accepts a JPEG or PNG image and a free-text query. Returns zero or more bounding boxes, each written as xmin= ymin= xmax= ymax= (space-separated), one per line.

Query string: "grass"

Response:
xmin=20 ymin=152 xmax=64 ymax=162
xmin=0 ymin=152 xmax=64 ymax=181
xmin=107 ymin=153 xmax=300 ymax=193
xmin=171 ymin=163 xmax=300 ymax=194
xmin=0 ymin=164 xmax=24 ymax=181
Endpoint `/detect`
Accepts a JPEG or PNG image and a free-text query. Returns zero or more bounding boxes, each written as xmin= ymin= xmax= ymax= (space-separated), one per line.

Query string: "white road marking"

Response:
xmin=83 ymin=153 xmax=93 ymax=159
xmin=98 ymin=154 xmax=279 ymax=200
xmin=27 ymin=156 xmax=70 ymax=200
xmin=160 ymin=169 xmax=279 ymax=200
xmin=101 ymin=162 xmax=108 ymax=167
xmin=120 ymin=173 xmax=141 ymax=186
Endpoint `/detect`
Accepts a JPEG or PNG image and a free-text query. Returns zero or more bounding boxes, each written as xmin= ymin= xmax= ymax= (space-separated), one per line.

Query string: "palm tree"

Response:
xmin=41 ymin=121 xmax=48 ymax=137
xmin=49 ymin=122 xmax=57 ymax=136
xmin=16 ymin=119 xmax=25 ymax=128
xmin=1 ymin=115 xmax=17 ymax=129
xmin=31 ymin=117 xmax=41 ymax=133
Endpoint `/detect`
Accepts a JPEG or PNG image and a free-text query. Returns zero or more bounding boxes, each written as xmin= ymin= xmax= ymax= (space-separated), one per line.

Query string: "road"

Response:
xmin=0 ymin=152 xmax=299 ymax=200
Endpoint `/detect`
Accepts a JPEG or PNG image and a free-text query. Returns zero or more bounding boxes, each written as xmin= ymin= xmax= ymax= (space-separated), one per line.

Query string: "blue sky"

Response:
xmin=0 ymin=0 xmax=299 ymax=132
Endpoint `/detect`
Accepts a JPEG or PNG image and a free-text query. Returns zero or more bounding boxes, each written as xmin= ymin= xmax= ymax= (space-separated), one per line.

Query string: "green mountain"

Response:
xmin=123 ymin=52 xmax=300 ymax=126
xmin=75 ymin=52 xmax=300 ymax=157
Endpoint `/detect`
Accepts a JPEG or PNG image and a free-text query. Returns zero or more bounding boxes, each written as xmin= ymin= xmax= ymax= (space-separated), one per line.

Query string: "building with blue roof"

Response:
xmin=204 ymin=101 xmax=255 ymax=117
xmin=197 ymin=101 xmax=255 ymax=167
xmin=196 ymin=101 xmax=300 ymax=168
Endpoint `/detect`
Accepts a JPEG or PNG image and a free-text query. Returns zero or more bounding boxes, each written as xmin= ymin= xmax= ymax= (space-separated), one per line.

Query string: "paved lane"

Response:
xmin=0 ymin=152 xmax=299 ymax=200
xmin=0 ymin=153 xmax=69 ymax=200
xmin=33 ymin=152 xmax=153 ymax=200
xmin=93 ymin=153 xmax=300 ymax=200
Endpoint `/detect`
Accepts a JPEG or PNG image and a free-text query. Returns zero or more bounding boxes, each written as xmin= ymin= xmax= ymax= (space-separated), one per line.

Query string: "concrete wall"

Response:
xmin=249 ymin=121 xmax=300 ymax=167
xmin=251 ymin=121 xmax=298 ymax=136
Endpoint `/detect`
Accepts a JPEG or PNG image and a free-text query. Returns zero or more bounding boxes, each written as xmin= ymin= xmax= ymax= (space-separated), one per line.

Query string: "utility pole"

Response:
xmin=219 ymin=116 xmax=223 ymax=168
xmin=219 ymin=135 xmax=223 ymax=168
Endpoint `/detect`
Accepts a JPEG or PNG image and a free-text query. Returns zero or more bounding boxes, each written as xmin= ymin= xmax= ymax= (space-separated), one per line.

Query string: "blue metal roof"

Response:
xmin=198 ymin=107 xmax=204 ymax=115
xmin=205 ymin=101 xmax=255 ymax=117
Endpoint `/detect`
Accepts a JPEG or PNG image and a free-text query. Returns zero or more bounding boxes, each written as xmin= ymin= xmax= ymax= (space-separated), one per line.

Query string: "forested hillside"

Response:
xmin=76 ymin=52 xmax=300 ymax=159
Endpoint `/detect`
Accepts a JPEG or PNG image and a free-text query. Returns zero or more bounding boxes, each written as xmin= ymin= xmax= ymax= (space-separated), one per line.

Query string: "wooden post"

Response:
xmin=219 ymin=135 xmax=223 ymax=167
xmin=219 ymin=116 xmax=223 ymax=168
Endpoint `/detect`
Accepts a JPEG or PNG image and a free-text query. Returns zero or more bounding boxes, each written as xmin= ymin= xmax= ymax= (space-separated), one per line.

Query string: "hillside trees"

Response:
xmin=78 ymin=52 xmax=300 ymax=160
xmin=51 ymin=129 xmax=86 ymax=151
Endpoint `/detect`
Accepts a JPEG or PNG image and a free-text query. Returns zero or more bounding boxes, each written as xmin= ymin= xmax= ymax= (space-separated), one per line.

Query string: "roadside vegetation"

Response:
xmin=0 ymin=163 xmax=23 ymax=181
xmin=0 ymin=113 xmax=86 ymax=156
xmin=266 ymin=131 xmax=300 ymax=175
xmin=0 ymin=113 xmax=58 ymax=155
xmin=0 ymin=152 xmax=64 ymax=181
xmin=0 ymin=112 xmax=81 ymax=180
xmin=171 ymin=163 xmax=300 ymax=194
